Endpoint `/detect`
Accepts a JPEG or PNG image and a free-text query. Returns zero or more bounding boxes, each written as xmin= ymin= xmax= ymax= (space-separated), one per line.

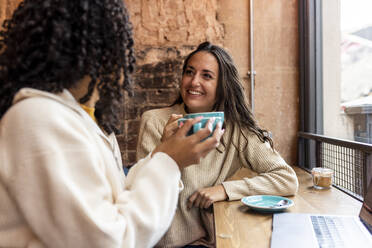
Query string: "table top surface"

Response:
xmin=213 ymin=166 xmax=363 ymax=248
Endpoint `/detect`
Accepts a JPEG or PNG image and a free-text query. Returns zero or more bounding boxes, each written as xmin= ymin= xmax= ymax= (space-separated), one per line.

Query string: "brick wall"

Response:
xmin=121 ymin=51 xmax=186 ymax=165
xmin=0 ymin=0 xmax=22 ymax=27
xmin=120 ymin=0 xmax=224 ymax=166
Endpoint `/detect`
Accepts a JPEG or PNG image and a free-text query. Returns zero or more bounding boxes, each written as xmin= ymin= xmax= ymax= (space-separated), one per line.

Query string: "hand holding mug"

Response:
xmin=178 ymin=112 xmax=224 ymax=136
xmin=153 ymin=117 xmax=224 ymax=169
xmin=161 ymin=114 xmax=183 ymax=142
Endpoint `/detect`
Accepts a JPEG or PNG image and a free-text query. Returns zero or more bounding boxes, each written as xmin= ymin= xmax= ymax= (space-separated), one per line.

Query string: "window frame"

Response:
xmin=298 ymin=0 xmax=323 ymax=170
xmin=298 ymin=1 xmax=372 ymax=200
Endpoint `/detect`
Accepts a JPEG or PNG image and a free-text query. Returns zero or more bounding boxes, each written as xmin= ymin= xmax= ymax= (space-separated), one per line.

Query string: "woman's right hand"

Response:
xmin=152 ymin=117 xmax=224 ymax=170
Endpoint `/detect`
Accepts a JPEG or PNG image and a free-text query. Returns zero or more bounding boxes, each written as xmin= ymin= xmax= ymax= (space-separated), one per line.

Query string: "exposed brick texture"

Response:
xmin=123 ymin=55 xmax=186 ymax=166
xmin=0 ymin=0 xmax=21 ymax=27
xmin=125 ymin=0 xmax=223 ymax=47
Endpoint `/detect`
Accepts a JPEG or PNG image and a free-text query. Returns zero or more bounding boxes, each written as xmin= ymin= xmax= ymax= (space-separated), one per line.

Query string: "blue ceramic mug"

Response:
xmin=178 ymin=111 xmax=224 ymax=136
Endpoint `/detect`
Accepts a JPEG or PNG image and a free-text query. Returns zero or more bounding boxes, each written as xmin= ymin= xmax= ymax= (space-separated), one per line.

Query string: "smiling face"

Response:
xmin=181 ymin=51 xmax=219 ymax=113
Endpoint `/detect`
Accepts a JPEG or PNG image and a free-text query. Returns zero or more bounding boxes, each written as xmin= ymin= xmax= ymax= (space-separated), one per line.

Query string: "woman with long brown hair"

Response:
xmin=137 ymin=41 xmax=298 ymax=247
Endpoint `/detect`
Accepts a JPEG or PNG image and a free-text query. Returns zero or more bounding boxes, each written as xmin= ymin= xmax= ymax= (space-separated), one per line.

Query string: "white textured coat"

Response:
xmin=0 ymin=88 xmax=181 ymax=248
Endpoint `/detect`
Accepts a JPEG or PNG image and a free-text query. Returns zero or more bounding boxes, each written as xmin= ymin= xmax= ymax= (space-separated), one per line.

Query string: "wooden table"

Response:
xmin=213 ymin=166 xmax=363 ymax=248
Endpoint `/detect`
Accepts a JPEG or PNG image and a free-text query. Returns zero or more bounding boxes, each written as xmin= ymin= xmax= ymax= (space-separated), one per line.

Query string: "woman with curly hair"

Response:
xmin=137 ymin=42 xmax=298 ymax=247
xmin=0 ymin=1 xmax=223 ymax=247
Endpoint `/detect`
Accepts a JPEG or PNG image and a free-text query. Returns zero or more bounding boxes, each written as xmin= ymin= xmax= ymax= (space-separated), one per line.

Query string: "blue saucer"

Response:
xmin=241 ymin=195 xmax=294 ymax=213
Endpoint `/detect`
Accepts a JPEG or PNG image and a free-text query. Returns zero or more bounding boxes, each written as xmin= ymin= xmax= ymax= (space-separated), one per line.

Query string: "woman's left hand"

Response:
xmin=187 ymin=185 xmax=228 ymax=209
xmin=161 ymin=114 xmax=183 ymax=142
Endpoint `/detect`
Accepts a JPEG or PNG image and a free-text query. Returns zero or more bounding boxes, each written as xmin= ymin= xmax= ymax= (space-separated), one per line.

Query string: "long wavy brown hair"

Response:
xmin=173 ymin=41 xmax=273 ymax=149
xmin=0 ymin=0 xmax=135 ymax=134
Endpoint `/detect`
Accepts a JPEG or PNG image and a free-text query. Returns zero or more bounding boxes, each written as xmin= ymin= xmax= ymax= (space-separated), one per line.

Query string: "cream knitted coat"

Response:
xmin=136 ymin=104 xmax=299 ymax=248
xmin=0 ymin=88 xmax=182 ymax=248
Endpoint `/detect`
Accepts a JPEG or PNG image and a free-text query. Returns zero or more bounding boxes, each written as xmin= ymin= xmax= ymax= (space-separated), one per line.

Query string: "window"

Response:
xmin=323 ymin=0 xmax=372 ymax=144
xmin=298 ymin=0 xmax=372 ymax=200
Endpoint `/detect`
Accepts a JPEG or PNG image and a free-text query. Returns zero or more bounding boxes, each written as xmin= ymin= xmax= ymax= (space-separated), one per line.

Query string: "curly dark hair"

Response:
xmin=0 ymin=0 xmax=135 ymax=134
xmin=174 ymin=41 xmax=273 ymax=149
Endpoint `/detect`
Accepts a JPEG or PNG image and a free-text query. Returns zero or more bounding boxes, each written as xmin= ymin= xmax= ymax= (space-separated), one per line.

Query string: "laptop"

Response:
xmin=271 ymin=180 xmax=372 ymax=248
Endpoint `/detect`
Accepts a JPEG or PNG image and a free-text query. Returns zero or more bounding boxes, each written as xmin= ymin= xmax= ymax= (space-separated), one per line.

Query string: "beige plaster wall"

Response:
xmin=216 ymin=0 xmax=300 ymax=165
xmin=253 ymin=0 xmax=299 ymax=166
xmin=218 ymin=0 xmax=250 ymax=87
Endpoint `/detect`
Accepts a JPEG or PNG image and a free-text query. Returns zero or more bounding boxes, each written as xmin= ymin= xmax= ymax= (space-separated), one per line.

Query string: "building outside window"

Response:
xmin=323 ymin=0 xmax=372 ymax=144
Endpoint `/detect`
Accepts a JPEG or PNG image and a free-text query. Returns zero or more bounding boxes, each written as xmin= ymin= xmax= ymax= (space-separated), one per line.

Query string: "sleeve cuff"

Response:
xmin=151 ymin=152 xmax=180 ymax=175
xmin=151 ymin=152 xmax=183 ymax=192
xmin=222 ymin=180 xmax=249 ymax=201
xmin=125 ymin=152 xmax=180 ymax=190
